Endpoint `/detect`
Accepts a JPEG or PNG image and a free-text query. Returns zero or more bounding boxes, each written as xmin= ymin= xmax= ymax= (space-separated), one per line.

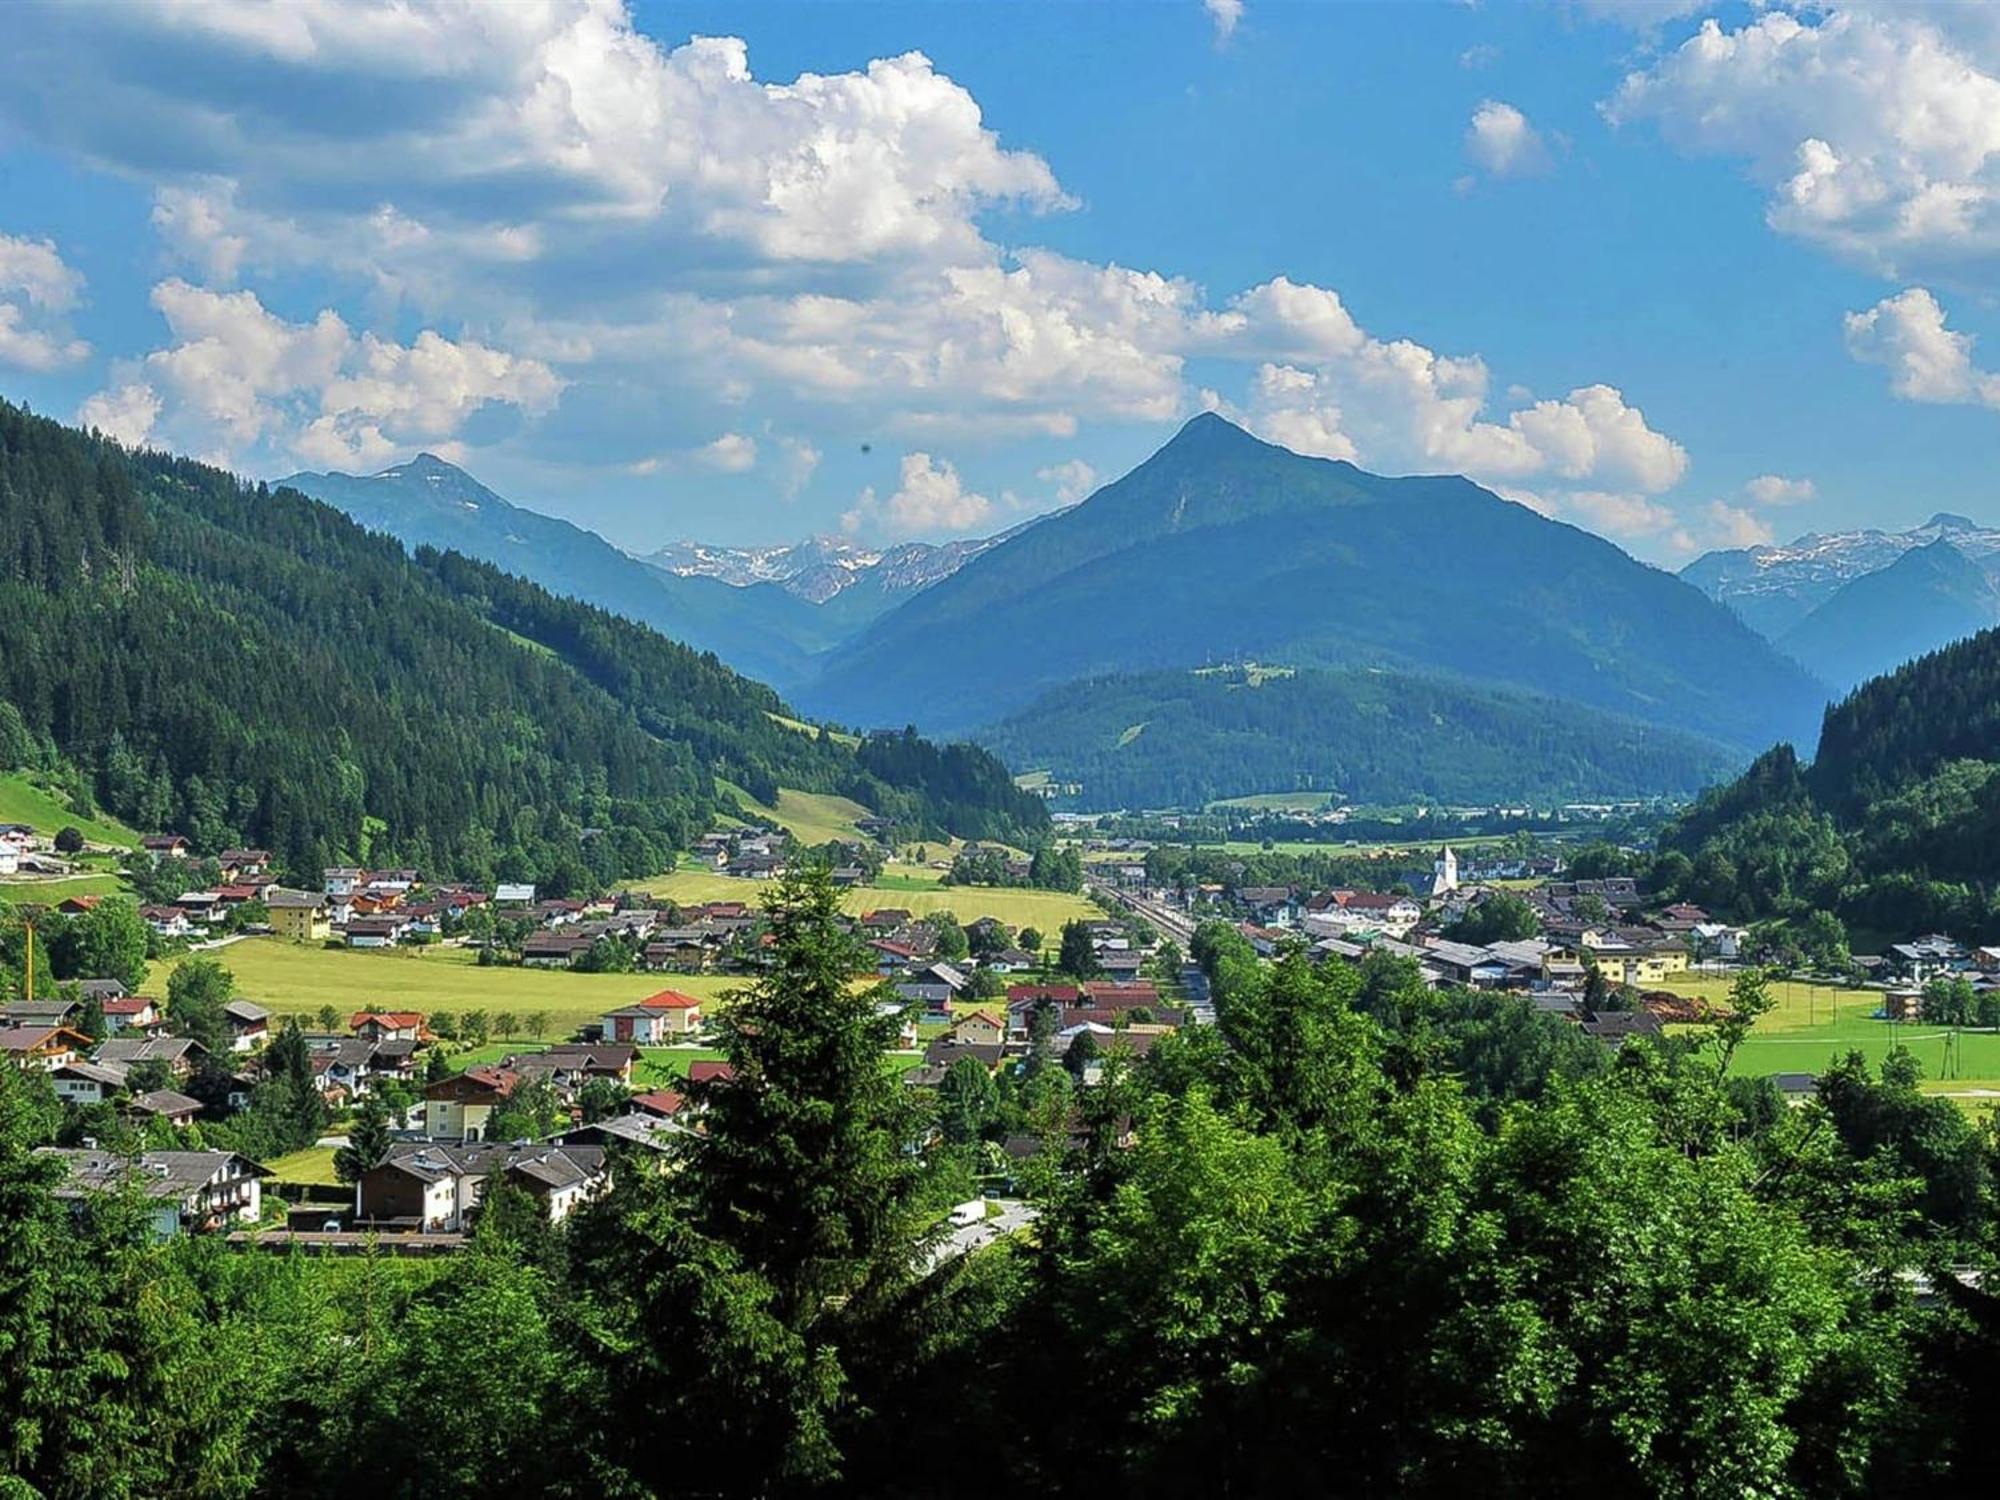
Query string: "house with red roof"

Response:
xmin=602 ymin=989 xmax=704 ymax=1044
xmin=351 ymin=1011 xmax=427 ymax=1043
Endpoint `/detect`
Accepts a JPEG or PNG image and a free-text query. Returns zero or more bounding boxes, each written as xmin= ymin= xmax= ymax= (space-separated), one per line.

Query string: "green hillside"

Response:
xmin=0 ymin=771 xmax=138 ymax=846
xmin=1778 ymin=540 xmax=2000 ymax=692
xmin=0 ymin=399 xmax=1044 ymax=889
xmin=281 ymin=454 xmax=833 ymax=689
xmin=799 ymin=414 xmax=1832 ymax=750
xmin=1663 ymin=622 xmax=2000 ymax=938
xmin=979 ymin=664 xmax=1739 ymax=810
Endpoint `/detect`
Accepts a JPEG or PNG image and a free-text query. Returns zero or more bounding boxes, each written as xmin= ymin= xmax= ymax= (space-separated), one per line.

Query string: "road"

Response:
xmin=929 ymin=1199 xmax=1037 ymax=1269
xmin=1087 ymin=878 xmax=1198 ymax=947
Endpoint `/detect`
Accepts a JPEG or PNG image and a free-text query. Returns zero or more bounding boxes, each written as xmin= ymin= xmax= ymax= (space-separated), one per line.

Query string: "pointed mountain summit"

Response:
xmin=794 ymin=419 xmax=1830 ymax=747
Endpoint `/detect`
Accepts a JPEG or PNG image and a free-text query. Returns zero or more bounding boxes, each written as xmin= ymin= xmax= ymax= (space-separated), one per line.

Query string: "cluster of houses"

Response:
xmin=1166 ymin=850 xmax=1746 ymax=1052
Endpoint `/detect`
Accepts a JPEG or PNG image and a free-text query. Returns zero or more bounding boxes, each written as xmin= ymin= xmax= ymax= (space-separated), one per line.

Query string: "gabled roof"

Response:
xmin=96 ymin=1034 xmax=203 ymax=1065
xmin=129 ymin=1089 xmax=203 ymax=1118
xmin=636 ymin=989 xmax=703 ymax=1010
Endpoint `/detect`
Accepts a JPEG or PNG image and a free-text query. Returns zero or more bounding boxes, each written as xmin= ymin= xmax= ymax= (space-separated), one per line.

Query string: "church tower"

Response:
xmin=1433 ymin=844 xmax=1459 ymax=894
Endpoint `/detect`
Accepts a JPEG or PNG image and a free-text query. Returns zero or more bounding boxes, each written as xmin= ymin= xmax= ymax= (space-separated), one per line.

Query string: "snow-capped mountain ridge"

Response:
xmin=638 ymin=527 xmax=1021 ymax=603
xmin=1681 ymin=512 xmax=2000 ymax=640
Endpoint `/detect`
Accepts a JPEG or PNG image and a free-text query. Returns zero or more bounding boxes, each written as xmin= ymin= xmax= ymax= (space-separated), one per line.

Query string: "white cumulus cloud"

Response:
xmin=0 ymin=233 xmax=89 ymax=370
xmin=85 ymin=278 xmax=562 ymax=469
xmin=1744 ymin=473 xmax=1816 ymax=506
xmin=844 ymin=451 xmax=992 ymax=537
xmin=1465 ymin=99 xmax=1550 ymax=178
xmin=1204 ymin=0 xmax=1244 ymax=45
xmin=1608 ymin=7 xmax=2000 ymax=275
xmin=1844 ymin=286 xmax=2000 ymax=410
xmin=1036 ymin=458 xmax=1099 ymax=504
xmin=696 ymin=433 xmax=758 ymax=473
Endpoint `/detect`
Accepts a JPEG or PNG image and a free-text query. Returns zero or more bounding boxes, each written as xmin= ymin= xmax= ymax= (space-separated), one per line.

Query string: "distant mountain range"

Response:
xmin=794 ymin=414 xmax=1829 ymax=755
xmin=280 ymin=456 xmax=1016 ymax=690
xmin=1682 ymin=512 xmax=2000 ymax=640
xmin=638 ymin=532 xmax=1004 ymax=604
xmin=1775 ymin=539 xmax=2000 ymax=693
xmin=284 ymin=418 xmax=1862 ymax=811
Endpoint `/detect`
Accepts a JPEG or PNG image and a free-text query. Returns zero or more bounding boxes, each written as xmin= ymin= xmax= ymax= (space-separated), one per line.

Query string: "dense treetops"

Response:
xmin=0 ymin=399 xmax=1043 ymax=887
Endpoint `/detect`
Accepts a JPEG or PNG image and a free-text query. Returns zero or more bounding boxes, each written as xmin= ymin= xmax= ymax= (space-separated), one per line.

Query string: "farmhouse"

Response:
xmin=266 ymin=889 xmax=331 ymax=943
xmin=423 ymin=1066 xmax=524 ymax=1141
xmin=0 ymin=1025 xmax=93 ymax=1070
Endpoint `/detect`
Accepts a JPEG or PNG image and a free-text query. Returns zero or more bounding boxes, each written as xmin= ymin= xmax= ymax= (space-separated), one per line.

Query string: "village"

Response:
xmin=8 ymin=807 xmax=2000 ymax=1250
xmin=0 ymin=810 xmax=1186 ymax=1248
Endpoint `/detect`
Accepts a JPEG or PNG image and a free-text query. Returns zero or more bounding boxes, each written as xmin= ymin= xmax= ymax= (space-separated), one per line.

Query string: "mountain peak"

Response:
xmin=385 ymin=452 xmax=463 ymax=478
xmin=1160 ymin=410 xmax=1269 ymax=458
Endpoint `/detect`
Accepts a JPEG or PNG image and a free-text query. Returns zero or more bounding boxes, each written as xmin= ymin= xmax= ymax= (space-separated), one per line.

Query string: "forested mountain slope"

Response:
xmin=799 ymin=415 xmax=1831 ymax=749
xmin=0 ymin=400 xmax=1043 ymax=886
xmin=1662 ymin=624 xmax=2000 ymax=938
xmin=978 ymin=665 xmax=1738 ymax=810
xmin=281 ymin=453 xmax=830 ymax=688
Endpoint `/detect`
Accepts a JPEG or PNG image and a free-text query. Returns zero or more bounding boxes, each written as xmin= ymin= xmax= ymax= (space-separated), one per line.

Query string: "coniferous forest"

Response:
xmin=0 ymin=400 xmax=1045 ymax=886
xmin=1662 ymin=627 xmax=2000 ymax=940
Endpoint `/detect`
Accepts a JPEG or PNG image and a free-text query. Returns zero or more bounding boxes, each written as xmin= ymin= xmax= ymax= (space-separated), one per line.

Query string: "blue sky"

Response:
xmin=2 ymin=1 xmax=1998 ymax=564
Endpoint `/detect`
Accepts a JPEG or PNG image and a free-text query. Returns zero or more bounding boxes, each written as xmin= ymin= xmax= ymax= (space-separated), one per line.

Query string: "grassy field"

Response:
xmin=626 ymin=868 xmax=1098 ymax=931
xmin=0 ymin=773 xmax=140 ymax=847
xmin=716 ymin=782 xmax=874 ymax=847
xmin=264 ymin=1145 xmax=342 ymax=1187
xmin=147 ymin=939 xmax=746 ymax=1037
xmin=0 ymin=872 xmax=132 ymax=906
xmin=1653 ymin=972 xmax=2000 ymax=1101
xmin=765 ymin=712 xmax=860 ymax=748
xmin=1208 ymin=790 xmax=1340 ymax=813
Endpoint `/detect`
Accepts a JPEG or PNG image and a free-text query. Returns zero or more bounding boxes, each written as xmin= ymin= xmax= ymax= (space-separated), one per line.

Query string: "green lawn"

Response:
xmin=1207 ymin=790 xmax=1340 ymax=813
xmin=1653 ymin=972 xmax=2000 ymax=1100
xmin=715 ymin=782 xmax=874 ymax=847
xmin=0 ymin=873 xmax=132 ymax=906
xmin=147 ymin=939 xmax=746 ymax=1038
xmin=0 ymin=772 xmax=140 ymax=847
xmin=627 ymin=868 xmax=1098 ymax=932
xmin=264 ymin=1145 xmax=342 ymax=1187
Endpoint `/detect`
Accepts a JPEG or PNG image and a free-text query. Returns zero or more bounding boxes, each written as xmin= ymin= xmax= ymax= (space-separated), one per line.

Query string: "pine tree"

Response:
xmin=688 ymin=863 xmax=931 ymax=1324
xmin=335 ymin=1093 xmax=393 ymax=1184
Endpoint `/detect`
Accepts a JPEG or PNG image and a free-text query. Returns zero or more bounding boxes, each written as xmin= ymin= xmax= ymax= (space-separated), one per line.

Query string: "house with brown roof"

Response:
xmin=101 ymin=996 xmax=164 ymax=1034
xmin=141 ymin=834 xmax=190 ymax=863
xmin=127 ymin=1089 xmax=204 ymax=1128
xmin=38 ymin=1147 xmax=266 ymax=1238
xmin=422 ymin=1066 xmax=524 ymax=1141
xmin=1 ymin=1024 xmax=93 ymax=1070
xmin=351 ymin=1011 xmax=426 ymax=1043
xmin=602 ymin=989 xmax=703 ymax=1043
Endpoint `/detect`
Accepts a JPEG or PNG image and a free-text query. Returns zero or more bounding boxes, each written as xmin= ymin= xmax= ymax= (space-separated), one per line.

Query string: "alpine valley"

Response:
xmin=281 ymin=414 xmax=1857 ymax=811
